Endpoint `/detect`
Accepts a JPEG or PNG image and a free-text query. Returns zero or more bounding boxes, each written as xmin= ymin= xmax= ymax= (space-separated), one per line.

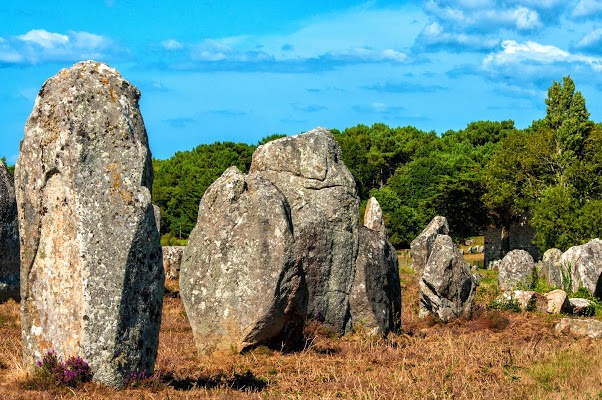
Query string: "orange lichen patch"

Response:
xmin=106 ymin=163 xmax=134 ymax=204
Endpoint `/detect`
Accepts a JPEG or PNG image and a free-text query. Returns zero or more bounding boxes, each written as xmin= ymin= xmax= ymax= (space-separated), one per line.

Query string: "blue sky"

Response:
xmin=1 ymin=0 xmax=602 ymax=162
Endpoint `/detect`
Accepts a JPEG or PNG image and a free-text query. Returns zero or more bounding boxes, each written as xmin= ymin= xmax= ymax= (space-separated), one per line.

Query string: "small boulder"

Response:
xmin=555 ymin=318 xmax=602 ymax=338
xmin=541 ymin=248 xmax=563 ymax=289
xmin=561 ymin=239 xmax=602 ymax=297
xmin=498 ymin=250 xmax=535 ymax=291
xmin=162 ymin=246 xmax=184 ymax=280
xmin=545 ymin=289 xmax=570 ymax=314
xmin=419 ymin=235 xmax=477 ymax=322
xmin=0 ymin=162 xmax=19 ymax=302
xmin=499 ymin=290 xmax=548 ymax=312
xmin=569 ymin=298 xmax=595 ymax=316
xmin=410 ymin=216 xmax=449 ymax=280
xmin=180 ymin=167 xmax=307 ymax=355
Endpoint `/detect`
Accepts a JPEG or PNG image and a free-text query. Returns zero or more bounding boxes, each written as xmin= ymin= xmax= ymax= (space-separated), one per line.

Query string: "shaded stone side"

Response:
xmin=163 ymin=246 xmax=184 ymax=280
xmin=180 ymin=167 xmax=307 ymax=355
xmin=0 ymin=162 xmax=20 ymax=302
xmin=16 ymin=61 xmax=164 ymax=387
xmin=250 ymin=128 xmax=359 ymax=334
xmin=349 ymin=226 xmax=401 ymax=335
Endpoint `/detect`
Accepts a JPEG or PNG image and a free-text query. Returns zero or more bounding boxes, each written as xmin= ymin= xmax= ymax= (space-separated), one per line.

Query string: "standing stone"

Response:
xmin=16 ymin=61 xmax=164 ymax=387
xmin=561 ymin=239 xmax=602 ymax=297
xmin=541 ymin=248 xmax=563 ymax=289
xmin=180 ymin=167 xmax=307 ymax=355
xmin=364 ymin=197 xmax=387 ymax=238
xmin=249 ymin=128 xmax=359 ymax=334
xmin=410 ymin=216 xmax=449 ymax=280
xmin=162 ymin=246 xmax=184 ymax=280
xmin=0 ymin=162 xmax=19 ymax=302
xmin=349 ymin=196 xmax=401 ymax=335
xmin=153 ymin=204 xmax=161 ymax=233
xmin=498 ymin=250 xmax=535 ymax=291
xmin=419 ymin=235 xmax=477 ymax=322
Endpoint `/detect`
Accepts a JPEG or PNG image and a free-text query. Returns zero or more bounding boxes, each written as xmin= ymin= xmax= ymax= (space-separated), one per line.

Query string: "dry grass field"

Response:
xmin=1 ymin=263 xmax=601 ymax=399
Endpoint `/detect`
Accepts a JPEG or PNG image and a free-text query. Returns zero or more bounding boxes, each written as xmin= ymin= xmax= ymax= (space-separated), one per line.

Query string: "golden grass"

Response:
xmin=0 ymin=268 xmax=601 ymax=399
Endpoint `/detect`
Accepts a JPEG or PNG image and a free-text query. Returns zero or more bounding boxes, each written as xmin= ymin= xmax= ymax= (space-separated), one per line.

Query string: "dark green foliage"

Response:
xmin=1 ymin=157 xmax=14 ymax=176
xmin=152 ymin=141 xmax=255 ymax=238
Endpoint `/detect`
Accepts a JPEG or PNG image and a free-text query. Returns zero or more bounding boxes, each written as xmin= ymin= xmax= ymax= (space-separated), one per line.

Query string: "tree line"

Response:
xmin=3 ymin=76 xmax=600 ymax=253
xmin=151 ymin=76 xmax=602 ymax=252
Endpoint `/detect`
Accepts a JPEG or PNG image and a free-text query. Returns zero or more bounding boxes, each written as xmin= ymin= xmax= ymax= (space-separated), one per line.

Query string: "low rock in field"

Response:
xmin=498 ymin=290 xmax=547 ymax=312
xmin=544 ymin=289 xmax=570 ymax=314
xmin=569 ymin=298 xmax=595 ymax=316
xmin=555 ymin=318 xmax=602 ymax=338
xmin=498 ymin=250 xmax=535 ymax=291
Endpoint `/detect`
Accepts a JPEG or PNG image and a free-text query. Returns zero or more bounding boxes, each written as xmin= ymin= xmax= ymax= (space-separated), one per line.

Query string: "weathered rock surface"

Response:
xmin=180 ymin=167 xmax=307 ymax=355
xmin=16 ymin=61 xmax=164 ymax=387
xmin=0 ymin=162 xmax=20 ymax=302
xmin=363 ymin=197 xmax=387 ymax=238
xmin=153 ymin=204 xmax=160 ymax=233
xmin=410 ymin=216 xmax=449 ymax=280
xmin=561 ymin=239 xmax=602 ymax=297
xmin=349 ymin=226 xmax=401 ymax=336
xmin=545 ymin=289 xmax=570 ymax=314
xmin=555 ymin=318 xmax=602 ymax=338
xmin=569 ymin=298 xmax=595 ymax=316
xmin=541 ymin=248 xmax=563 ymax=289
xmin=249 ymin=128 xmax=359 ymax=334
xmin=498 ymin=250 xmax=535 ymax=291
xmin=419 ymin=235 xmax=477 ymax=322
xmin=163 ymin=246 xmax=184 ymax=280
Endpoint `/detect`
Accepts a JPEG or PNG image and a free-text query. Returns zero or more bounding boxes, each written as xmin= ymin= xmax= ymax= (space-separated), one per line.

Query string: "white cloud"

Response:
xmin=161 ymin=39 xmax=183 ymax=50
xmin=416 ymin=22 xmax=500 ymax=51
xmin=573 ymin=0 xmax=602 ymax=17
xmin=574 ymin=28 xmax=602 ymax=52
xmin=18 ymin=29 xmax=68 ymax=49
xmin=483 ymin=39 xmax=602 ymax=71
xmin=0 ymin=29 xmax=119 ymax=65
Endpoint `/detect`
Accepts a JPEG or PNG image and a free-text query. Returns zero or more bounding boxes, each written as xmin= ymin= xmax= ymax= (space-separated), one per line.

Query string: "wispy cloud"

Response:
xmin=352 ymin=102 xmax=406 ymax=115
xmin=572 ymin=0 xmax=602 ymax=18
xmin=414 ymin=22 xmax=500 ymax=52
xmin=572 ymin=28 xmax=602 ymax=54
xmin=290 ymin=103 xmax=327 ymax=113
xmin=0 ymin=29 xmax=122 ymax=66
xmin=364 ymin=81 xmax=447 ymax=93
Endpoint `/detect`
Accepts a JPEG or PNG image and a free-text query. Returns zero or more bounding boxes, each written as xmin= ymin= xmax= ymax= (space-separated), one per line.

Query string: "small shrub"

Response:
xmin=489 ymin=297 xmax=521 ymax=313
xmin=125 ymin=369 xmax=164 ymax=389
xmin=27 ymin=350 xmax=92 ymax=389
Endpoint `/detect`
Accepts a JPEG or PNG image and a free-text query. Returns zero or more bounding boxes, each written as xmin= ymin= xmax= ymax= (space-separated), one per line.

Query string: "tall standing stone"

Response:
xmin=541 ymin=248 xmax=563 ymax=289
xmin=410 ymin=216 xmax=449 ymax=280
xmin=250 ymin=128 xmax=360 ymax=334
xmin=498 ymin=249 xmax=535 ymax=291
xmin=0 ymin=162 xmax=20 ymax=302
xmin=349 ymin=197 xmax=401 ymax=335
xmin=16 ymin=61 xmax=164 ymax=387
xmin=180 ymin=167 xmax=307 ymax=354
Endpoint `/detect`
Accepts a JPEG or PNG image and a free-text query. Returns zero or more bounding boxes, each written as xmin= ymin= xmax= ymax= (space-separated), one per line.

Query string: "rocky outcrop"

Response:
xmin=249 ymin=128 xmax=359 ymax=334
xmin=410 ymin=216 xmax=449 ymax=280
xmin=419 ymin=235 xmax=477 ymax=322
xmin=541 ymin=248 xmax=563 ymax=289
xmin=569 ymin=298 xmax=595 ymax=316
xmin=555 ymin=318 xmax=602 ymax=338
xmin=16 ymin=61 xmax=164 ymax=387
xmin=180 ymin=167 xmax=307 ymax=355
xmin=498 ymin=250 xmax=535 ymax=291
xmin=349 ymin=196 xmax=401 ymax=335
xmin=561 ymin=239 xmax=602 ymax=297
xmin=0 ymin=162 xmax=19 ymax=302
xmin=163 ymin=246 xmax=184 ymax=280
